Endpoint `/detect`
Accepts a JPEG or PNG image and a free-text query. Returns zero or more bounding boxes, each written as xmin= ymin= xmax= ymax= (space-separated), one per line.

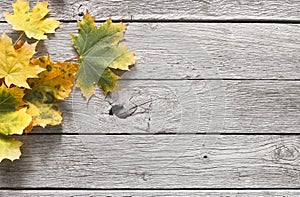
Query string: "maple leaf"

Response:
xmin=0 ymin=85 xmax=32 ymax=136
xmin=0 ymin=80 xmax=30 ymax=162
xmin=98 ymin=68 xmax=120 ymax=95
xmin=0 ymin=83 xmax=25 ymax=111
xmin=26 ymin=102 xmax=62 ymax=129
xmin=71 ymin=12 xmax=136 ymax=99
xmin=4 ymin=0 xmax=60 ymax=40
xmin=0 ymin=108 xmax=32 ymax=135
xmin=0 ymin=134 xmax=23 ymax=162
xmin=0 ymin=33 xmax=45 ymax=88
xmin=24 ymin=56 xmax=78 ymax=129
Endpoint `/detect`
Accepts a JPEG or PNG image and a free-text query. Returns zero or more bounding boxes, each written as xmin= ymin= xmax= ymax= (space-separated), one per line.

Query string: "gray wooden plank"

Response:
xmin=1 ymin=22 xmax=300 ymax=79
xmin=1 ymin=0 xmax=300 ymax=21
xmin=1 ymin=135 xmax=300 ymax=188
xmin=1 ymin=190 xmax=300 ymax=197
xmin=31 ymin=80 xmax=300 ymax=134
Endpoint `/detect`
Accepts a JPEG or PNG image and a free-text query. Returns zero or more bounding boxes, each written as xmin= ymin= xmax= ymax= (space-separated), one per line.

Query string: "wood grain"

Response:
xmin=1 ymin=22 xmax=299 ymax=79
xmin=1 ymin=0 xmax=300 ymax=193
xmin=1 ymin=135 xmax=300 ymax=188
xmin=1 ymin=0 xmax=300 ymax=21
xmin=29 ymin=80 xmax=300 ymax=134
xmin=1 ymin=190 xmax=300 ymax=196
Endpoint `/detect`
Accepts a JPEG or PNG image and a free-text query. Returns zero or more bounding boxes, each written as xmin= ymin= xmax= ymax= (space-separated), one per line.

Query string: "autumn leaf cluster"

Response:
xmin=0 ymin=0 xmax=136 ymax=162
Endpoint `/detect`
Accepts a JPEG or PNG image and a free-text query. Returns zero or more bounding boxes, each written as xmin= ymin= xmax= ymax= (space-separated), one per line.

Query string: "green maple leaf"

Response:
xmin=71 ymin=12 xmax=136 ymax=99
xmin=98 ymin=68 xmax=120 ymax=95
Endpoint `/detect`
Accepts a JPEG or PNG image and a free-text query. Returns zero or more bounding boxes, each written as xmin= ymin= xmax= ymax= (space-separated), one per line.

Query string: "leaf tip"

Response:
xmin=0 ymin=136 xmax=23 ymax=163
xmin=83 ymin=11 xmax=95 ymax=21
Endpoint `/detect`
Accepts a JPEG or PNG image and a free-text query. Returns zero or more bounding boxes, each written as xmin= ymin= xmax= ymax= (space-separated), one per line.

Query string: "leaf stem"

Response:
xmin=64 ymin=56 xmax=79 ymax=62
xmin=13 ymin=32 xmax=24 ymax=46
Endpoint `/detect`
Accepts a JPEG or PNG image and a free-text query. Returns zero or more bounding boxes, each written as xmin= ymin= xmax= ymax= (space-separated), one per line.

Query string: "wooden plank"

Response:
xmin=1 ymin=22 xmax=300 ymax=79
xmin=1 ymin=0 xmax=300 ymax=21
xmin=31 ymin=80 xmax=300 ymax=134
xmin=1 ymin=135 xmax=300 ymax=188
xmin=1 ymin=190 xmax=300 ymax=196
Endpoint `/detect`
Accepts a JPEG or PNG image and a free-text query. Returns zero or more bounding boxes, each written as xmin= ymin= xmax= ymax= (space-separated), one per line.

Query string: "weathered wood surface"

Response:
xmin=1 ymin=23 xmax=300 ymax=79
xmin=1 ymin=190 xmax=300 ymax=197
xmin=1 ymin=0 xmax=300 ymax=21
xmin=29 ymin=80 xmax=300 ymax=134
xmin=1 ymin=135 xmax=300 ymax=188
xmin=1 ymin=0 xmax=300 ymax=195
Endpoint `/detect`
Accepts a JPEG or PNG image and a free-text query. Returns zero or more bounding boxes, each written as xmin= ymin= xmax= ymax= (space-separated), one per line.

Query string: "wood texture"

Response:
xmin=1 ymin=0 xmax=300 ymax=194
xmin=0 ymin=23 xmax=299 ymax=79
xmin=1 ymin=0 xmax=300 ymax=21
xmin=28 ymin=80 xmax=300 ymax=134
xmin=1 ymin=135 xmax=300 ymax=188
xmin=1 ymin=190 xmax=300 ymax=197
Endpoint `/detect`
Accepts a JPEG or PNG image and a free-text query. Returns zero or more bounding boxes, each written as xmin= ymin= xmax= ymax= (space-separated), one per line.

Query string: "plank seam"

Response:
xmin=27 ymin=133 xmax=300 ymax=136
xmin=1 ymin=19 xmax=300 ymax=24
xmin=2 ymin=188 xmax=300 ymax=190
xmin=118 ymin=79 xmax=300 ymax=81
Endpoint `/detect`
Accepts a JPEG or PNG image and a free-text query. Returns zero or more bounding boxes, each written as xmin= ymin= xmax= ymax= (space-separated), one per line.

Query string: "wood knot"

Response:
xmin=273 ymin=144 xmax=300 ymax=162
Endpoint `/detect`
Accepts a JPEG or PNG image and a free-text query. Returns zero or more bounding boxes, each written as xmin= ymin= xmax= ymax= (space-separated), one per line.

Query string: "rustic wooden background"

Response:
xmin=1 ymin=0 xmax=300 ymax=196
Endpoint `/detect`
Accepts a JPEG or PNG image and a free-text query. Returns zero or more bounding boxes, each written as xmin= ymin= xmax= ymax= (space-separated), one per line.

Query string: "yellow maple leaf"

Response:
xmin=26 ymin=102 xmax=62 ymax=128
xmin=0 ymin=135 xmax=23 ymax=162
xmin=28 ymin=56 xmax=79 ymax=100
xmin=0 ymin=84 xmax=32 ymax=136
xmin=24 ymin=56 xmax=78 ymax=129
xmin=4 ymin=0 xmax=60 ymax=40
xmin=0 ymin=83 xmax=25 ymax=110
xmin=0 ymin=108 xmax=32 ymax=135
xmin=0 ymin=33 xmax=45 ymax=88
xmin=0 ymin=84 xmax=29 ymax=162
